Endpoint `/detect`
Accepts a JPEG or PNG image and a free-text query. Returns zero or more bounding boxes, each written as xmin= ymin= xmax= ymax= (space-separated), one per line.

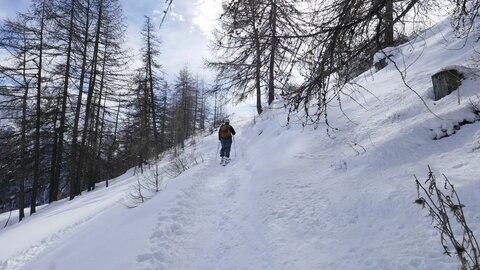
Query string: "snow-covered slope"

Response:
xmin=1 ymin=18 xmax=480 ymax=270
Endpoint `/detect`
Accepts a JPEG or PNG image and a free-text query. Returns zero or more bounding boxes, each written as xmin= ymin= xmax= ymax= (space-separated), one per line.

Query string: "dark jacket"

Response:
xmin=218 ymin=124 xmax=236 ymax=140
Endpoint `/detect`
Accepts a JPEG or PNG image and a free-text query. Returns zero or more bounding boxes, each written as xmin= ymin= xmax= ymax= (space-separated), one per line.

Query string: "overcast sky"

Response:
xmin=0 ymin=0 xmax=221 ymax=83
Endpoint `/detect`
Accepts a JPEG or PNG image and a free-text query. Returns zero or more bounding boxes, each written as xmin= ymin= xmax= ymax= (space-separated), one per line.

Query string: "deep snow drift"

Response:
xmin=1 ymin=19 xmax=480 ymax=270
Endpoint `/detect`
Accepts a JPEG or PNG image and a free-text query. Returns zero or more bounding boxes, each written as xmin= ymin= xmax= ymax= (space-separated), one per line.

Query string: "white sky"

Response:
xmin=0 ymin=0 xmax=222 ymax=83
xmin=121 ymin=0 xmax=222 ymax=82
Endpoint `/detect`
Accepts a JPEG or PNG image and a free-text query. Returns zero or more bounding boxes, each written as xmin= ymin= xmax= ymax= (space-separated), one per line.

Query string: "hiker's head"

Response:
xmin=225 ymin=119 xmax=230 ymax=124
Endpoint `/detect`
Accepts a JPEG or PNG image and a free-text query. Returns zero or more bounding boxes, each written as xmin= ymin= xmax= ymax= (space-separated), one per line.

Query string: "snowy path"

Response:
xmin=137 ymin=145 xmax=278 ymax=270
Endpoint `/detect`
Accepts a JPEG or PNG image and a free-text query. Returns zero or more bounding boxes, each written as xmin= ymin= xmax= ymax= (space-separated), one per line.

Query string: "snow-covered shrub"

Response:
xmin=469 ymin=95 xmax=480 ymax=115
xmin=163 ymin=149 xmax=203 ymax=179
xmin=430 ymin=100 xmax=480 ymax=140
xmin=144 ymin=162 xmax=163 ymax=193
xmin=126 ymin=158 xmax=167 ymax=207
xmin=126 ymin=175 xmax=151 ymax=208
xmin=415 ymin=168 xmax=480 ymax=270
xmin=126 ymin=163 xmax=167 ymax=207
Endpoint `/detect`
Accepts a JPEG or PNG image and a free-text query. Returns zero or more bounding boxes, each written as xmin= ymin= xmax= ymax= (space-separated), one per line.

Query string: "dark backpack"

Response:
xmin=220 ymin=124 xmax=231 ymax=138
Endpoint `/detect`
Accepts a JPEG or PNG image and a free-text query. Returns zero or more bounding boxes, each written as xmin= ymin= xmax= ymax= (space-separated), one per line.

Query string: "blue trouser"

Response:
xmin=220 ymin=138 xmax=233 ymax=158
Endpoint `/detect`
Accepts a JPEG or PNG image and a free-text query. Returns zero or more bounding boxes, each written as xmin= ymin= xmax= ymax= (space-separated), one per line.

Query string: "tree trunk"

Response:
xmin=107 ymin=95 xmax=121 ymax=187
xmin=78 ymin=0 xmax=103 ymax=192
xmin=19 ymin=47 xmax=29 ymax=221
xmin=146 ymin=17 xmax=159 ymax=145
xmin=254 ymin=29 xmax=263 ymax=115
xmin=96 ymin=94 xmax=107 ymax=183
xmin=70 ymin=0 xmax=91 ymax=200
xmin=200 ymin=81 xmax=205 ymax=130
xmin=214 ymin=91 xmax=218 ymax=126
xmin=268 ymin=0 xmax=277 ymax=105
xmin=89 ymin=44 xmax=108 ymax=191
xmin=31 ymin=0 xmax=47 ymax=215
xmin=52 ymin=0 xmax=76 ymax=202
xmin=193 ymin=76 xmax=199 ymax=134
xmin=160 ymin=83 xmax=167 ymax=150
xmin=49 ymin=105 xmax=60 ymax=202
xmin=384 ymin=0 xmax=394 ymax=47
xmin=249 ymin=0 xmax=263 ymax=115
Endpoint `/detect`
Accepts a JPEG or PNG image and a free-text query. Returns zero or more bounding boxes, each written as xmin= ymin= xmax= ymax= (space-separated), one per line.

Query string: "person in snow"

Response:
xmin=218 ymin=119 xmax=236 ymax=164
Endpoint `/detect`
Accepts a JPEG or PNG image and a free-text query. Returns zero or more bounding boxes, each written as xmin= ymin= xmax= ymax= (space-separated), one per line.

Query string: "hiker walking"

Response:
xmin=218 ymin=119 xmax=236 ymax=165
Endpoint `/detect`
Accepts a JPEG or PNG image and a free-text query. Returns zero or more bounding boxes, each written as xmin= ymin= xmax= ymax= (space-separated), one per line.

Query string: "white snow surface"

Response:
xmin=1 ymin=19 xmax=480 ymax=270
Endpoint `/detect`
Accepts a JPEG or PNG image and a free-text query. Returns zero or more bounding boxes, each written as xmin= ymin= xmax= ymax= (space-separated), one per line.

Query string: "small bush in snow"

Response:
xmin=415 ymin=167 xmax=479 ymax=270
xmin=163 ymin=150 xmax=203 ymax=178
xmin=469 ymin=95 xmax=480 ymax=116
xmin=126 ymin=148 xmax=203 ymax=207
xmin=431 ymin=101 xmax=480 ymax=140
xmin=144 ymin=162 xmax=163 ymax=193
xmin=127 ymin=160 xmax=165 ymax=207
xmin=126 ymin=175 xmax=151 ymax=208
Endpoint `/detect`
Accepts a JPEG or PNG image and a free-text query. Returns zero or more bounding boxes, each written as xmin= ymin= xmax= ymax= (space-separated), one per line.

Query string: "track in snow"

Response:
xmin=137 ymin=149 xmax=276 ymax=270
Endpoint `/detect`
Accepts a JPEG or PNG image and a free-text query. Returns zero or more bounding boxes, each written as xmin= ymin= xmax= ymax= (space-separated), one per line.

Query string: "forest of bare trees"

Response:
xmin=0 ymin=0 xmax=225 ymax=222
xmin=209 ymin=0 xmax=479 ymax=124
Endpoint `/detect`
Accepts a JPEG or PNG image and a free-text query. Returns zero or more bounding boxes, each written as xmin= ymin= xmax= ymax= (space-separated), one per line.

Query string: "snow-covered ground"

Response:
xmin=1 ymin=18 xmax=480 ymax=270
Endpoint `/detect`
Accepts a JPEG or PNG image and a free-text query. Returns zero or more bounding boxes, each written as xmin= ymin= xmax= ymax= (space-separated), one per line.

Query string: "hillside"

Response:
xmin=1 ymin=18 xmax=480 ymax=270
